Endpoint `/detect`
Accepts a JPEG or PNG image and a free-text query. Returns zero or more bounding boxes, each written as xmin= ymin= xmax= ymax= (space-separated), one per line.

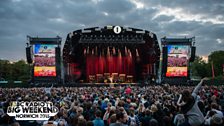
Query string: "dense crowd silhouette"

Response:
xmin=0 ymin=79 xmax=223 ymax=126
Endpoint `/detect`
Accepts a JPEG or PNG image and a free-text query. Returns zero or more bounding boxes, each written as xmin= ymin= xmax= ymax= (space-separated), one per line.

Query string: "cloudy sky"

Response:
xmin=0 ymin=0 xmax=224 ymax=61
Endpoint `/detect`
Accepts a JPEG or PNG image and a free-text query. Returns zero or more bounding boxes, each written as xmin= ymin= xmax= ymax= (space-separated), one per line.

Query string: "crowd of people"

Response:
xmin=167 ymin=56 xmax=187 ymax=67
xmin=0 ymin=79 xmax=224 ymax=126
xmin=34 ymin=56 xmax=55 ymax=67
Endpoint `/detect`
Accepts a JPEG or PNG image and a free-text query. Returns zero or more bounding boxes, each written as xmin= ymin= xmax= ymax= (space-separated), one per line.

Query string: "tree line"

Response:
xmin=0 ymin=60 xmax=31 ymax=82
xmin=191 ymin=50 xmax=224 ymax=79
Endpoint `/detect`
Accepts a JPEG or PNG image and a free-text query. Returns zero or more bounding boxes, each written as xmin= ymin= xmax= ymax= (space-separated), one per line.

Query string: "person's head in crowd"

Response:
xmin=210 ymin=114 xmax=223 ymax=126
xmin=95 ymin=110 xmax=101 ymax=118
xmin=149 ymin=119 xmax=158 ymax=126
xmin=78 ymin=118 xmax=87 ymax=126
xmin=76 ymin=107 xmax=83 ymax=115
xmin=150 ymin=104 xmax=158 ymax=113
xmin=43 ymin=120 xmax=57 ymax=126
xmin=208 ymin=111 xmax=217 ymax=117
xmin=104 ymin=97 xmax=109 ymax=102
xmin=78 ymin=115 xmax=85 ymax=120
xmin=110 ymin=106 xmax=116 ymax=113
xmin=107 ymin=102 xmax=112 ymax=108
xmin=110 ymin=114 xmax=117 ymax=124
xmin=116 ymin=111 xmax=127 ymax=124
xmin=117 ymin=100 xmax=125 ymax=107
xmin=57 ymin=120 xmax=65 ymax=126
xmin=181 ymin=89 xmax=193 ymax=103
xmin=138 ymin=103 xmax=145 ymax=113
xmin=71 ymin=105 xmax=77 ymax=112
xmin=129 ymin=107 xmax=135 ymax=117
xmin=163 ymin=116 xmax=172 ymax=124
xmin=211 ymin=102 xmax=219 ymax=110
xmin=86 ymin=121 xmax=94 ymax=126
xmin=145 ymin=109 xmax=151 ymax=116
xmin=118 ymin=107 xmax=125 ymax=113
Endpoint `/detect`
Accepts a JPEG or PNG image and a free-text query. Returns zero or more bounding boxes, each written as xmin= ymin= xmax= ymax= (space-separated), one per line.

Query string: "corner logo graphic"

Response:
xmin=7 ymin=101 xmax=59 ymax=120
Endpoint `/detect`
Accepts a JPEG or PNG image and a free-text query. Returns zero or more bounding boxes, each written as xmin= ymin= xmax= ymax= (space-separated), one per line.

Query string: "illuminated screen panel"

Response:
xmin=166 ymin=45 xmax=189 ymax=77
xmin=34 ymin=66 xmax=56 ymax=76
xmin=34 ymin=44 xmax=57 ymax=77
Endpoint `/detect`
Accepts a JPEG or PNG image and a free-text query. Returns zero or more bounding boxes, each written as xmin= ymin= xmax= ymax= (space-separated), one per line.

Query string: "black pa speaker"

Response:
xmin=56 ymin=47 xmax=61 ymax=63
xmin=162 ymin=47 xmax=168 ymax=76
xmin=26 ymin=46 xmax=32 ymax=64
xmin=55 ymin=47 xmax=61 ymax=81
xmin=189 ymin=46 xmax=196 ymax=62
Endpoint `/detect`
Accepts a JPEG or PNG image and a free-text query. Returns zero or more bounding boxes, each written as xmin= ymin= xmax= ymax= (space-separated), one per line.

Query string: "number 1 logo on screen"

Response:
xmin=114 ymin=26 xmax=122 ymax=34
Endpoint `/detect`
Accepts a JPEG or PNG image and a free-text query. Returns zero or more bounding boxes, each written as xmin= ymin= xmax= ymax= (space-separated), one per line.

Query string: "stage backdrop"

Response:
xmin=86 ymin=55 xmax=134 ymax=78
xmin=166 ymin=45 xmax=189 ymax=77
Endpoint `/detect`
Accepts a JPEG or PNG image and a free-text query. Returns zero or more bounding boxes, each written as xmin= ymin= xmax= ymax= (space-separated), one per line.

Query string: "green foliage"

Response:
xmin=0 ymin=59 xmax=31 ymax=81
xmin=190 ymin=50 xmax=224 ymax=79
xmin=190 ymin=56 xmax=210 ymax=77
xmin=208 ymin=50 xmax=224 ymax=76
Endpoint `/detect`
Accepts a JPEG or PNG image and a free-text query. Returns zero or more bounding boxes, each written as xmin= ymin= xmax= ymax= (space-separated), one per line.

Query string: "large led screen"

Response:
xmin=166 ymin=45 xmax=189 ymax=77
xmin=34 ymin=44 xmax=57 ymax=77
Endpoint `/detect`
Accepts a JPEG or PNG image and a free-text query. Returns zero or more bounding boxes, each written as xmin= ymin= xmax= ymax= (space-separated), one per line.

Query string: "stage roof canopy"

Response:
xmin=63 ymin=26 xmax=161 ymax=63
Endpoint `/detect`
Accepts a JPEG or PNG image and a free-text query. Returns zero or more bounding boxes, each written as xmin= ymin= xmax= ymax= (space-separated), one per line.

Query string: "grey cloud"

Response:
xmin=0 ymin=0 xmax=223 ymax=61
xmin=152 ymin=15 xmax=174 ymax=22
xmin=163 ymin=21 xmax=203 ymax=34
xmin=195 ymin=36 xmax=221 ymax=56
xmin=145 ymin=0 xmax=224 ymax=16
xmin=194 ymin=23 xmax=224 ymax=39
xmin=97 ymin=0 xmax=135 ymax=14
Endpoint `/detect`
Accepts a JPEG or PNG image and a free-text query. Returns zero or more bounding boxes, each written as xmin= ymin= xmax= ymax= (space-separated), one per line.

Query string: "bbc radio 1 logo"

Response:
xmin=7 ymin=101 xmax=59 ymax=120
xmin=113 ymin=26 xmax=122 ymax=34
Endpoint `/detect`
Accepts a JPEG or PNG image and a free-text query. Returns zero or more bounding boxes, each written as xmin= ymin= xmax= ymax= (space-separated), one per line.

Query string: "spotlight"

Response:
xmin=128 ymin=49 xmax=132 ymax=57
xmin=92 ymin=49 xmax=94 ymax=55
xmin=84 ymin=48 xmax=86 ymax=55
xmin=125 ymin=46 xmax=128 ymax=56
xmin=113 ymin=47 xmax=116 ymax=55
xmin=87 ymin=46 xmax=89 ymax=54
xmin=95 ymin=46 xmax=98 ymax=55
xmin=107 ymin=47 xmax=110 ymax=56
xmin=118 ymin=49 xmax=121 ymax=56
xmin=136 ymin=49 xmax=139 ymax=57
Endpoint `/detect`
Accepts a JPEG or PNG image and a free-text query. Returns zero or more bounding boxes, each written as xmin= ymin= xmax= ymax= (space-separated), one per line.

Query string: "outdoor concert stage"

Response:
xmin=63 ymin=26 xmax=160 ymax=84
xmin=26 ymin=26 xmax=196 ymax=85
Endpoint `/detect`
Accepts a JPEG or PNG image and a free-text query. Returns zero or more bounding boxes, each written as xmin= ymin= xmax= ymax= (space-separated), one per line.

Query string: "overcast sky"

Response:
xmin=0 ymin=0 xmax=224 ymax=61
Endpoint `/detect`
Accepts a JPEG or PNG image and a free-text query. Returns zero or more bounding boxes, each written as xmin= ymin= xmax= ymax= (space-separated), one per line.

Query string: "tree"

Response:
xmin=11 ymin=60 xmax=30 ymax=80
xmin=0 ymin=60 xmax=12 ymax=80
xmin=0 ymin=59 xmax=30 ymax=81
xmin=190 ymin=56 xmax=210 ymax=78
xmin=208 ymin=50 xmax=224 ymax=77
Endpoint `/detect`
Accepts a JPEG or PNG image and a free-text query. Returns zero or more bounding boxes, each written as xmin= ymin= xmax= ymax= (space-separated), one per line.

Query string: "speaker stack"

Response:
xmin=56 ymin=47 xmax=61 ymax=83
xmin=26 ymin=46 xmax=32 ymax=64
xmin=162 ymin=47 xmax=168 ymax=76
xmin=189 ymin=46 xmax=196 ymax=62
